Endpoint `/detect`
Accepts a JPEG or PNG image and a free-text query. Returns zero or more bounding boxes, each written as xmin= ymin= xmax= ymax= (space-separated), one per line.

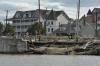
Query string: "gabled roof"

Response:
xmin=13 ymin=11 xmax=24 ymax=18
xmin=47 ymin=10 xmax=56 ymax=20
xmin=87 ymin=9 xmax=92 ymax=15
xmin=92 ymin=8 xmax=100 ymax=14
xmin=11 ymin=9 xmax=69 ymax=20
xmin=55 ymin=11 xmax=63 ymax=17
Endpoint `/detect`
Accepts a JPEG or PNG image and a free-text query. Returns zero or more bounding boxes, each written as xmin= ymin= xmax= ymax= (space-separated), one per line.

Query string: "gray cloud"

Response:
xmin=0 ymin=3 xmax=17 ymax=11
xmin=47 ymin=0 xmax=100 ymax=7
xmin=0 ymin=0 xmax=100 ymax=20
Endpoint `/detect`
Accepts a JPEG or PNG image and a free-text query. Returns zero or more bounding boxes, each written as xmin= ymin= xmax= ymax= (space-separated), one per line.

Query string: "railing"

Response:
xmin=21 ymin=35 xmax=76 ymax=42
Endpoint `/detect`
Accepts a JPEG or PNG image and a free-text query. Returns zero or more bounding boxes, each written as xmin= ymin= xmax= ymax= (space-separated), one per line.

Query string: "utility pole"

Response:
xmin=76 ymin=0 xmax=80 ymax=42
xmin=6 ymin=10 xmax=9 ymax=28
xmin=5 ymin=10 xmax=9 ymax=35
xmin=38 ymin=0 xmax=41 ymax=41
xmin=38 ymin=0 xmax=40 ymax=24
xmin=44 ymin=8 xmax=48 ymax=35
xmin=77 ymin=0 xmax=80 ymax=21
xmin=95 ymin=9 xmax=98 ymax=37
xmin=4 ymin=10 xmax=9 ymax=36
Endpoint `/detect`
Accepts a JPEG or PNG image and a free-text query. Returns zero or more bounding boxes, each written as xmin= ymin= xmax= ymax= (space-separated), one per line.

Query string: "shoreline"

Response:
xmin=0 ymin=53 xmax=99 ymax=56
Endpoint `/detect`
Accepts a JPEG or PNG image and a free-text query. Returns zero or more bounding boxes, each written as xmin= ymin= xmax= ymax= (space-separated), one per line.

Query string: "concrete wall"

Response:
xmin=0 ymin=37 xmax=28 ymax=53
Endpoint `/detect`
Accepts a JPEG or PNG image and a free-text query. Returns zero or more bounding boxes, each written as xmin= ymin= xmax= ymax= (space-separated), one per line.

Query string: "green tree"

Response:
xmin=27 ymin=22 xmax=45 ymax=35
xmin=3 ymin=23 xmax=15 ymax=36
xmin=0 ymin=22 xmax=4 ymax=35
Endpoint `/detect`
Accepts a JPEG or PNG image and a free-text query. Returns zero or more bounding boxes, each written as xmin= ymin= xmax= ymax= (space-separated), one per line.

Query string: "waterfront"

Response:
xmin=0 ymin=55 xmax=100 ymax=66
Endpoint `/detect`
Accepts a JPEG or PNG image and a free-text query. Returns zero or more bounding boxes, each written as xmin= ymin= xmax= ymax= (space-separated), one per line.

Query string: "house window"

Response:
xmin=25 ymin=25 xmax=28 ymax=28
xmin=17 ymin=32 xmax=20 ymax=35
xmin=51 ymin=21 xmax=53 ymax=25
xmin=51 ymin=28 xmax=53 ymax=32
xmin=34 ymin=18 xmax=37 ymax=21
xmin=13 ymin=20 xmax=20 ymax=23
xmin=31 ymin=19 xmax=34 ymax=22
xmin=97 ymin=24 xmax=100 ymax=26
xmin=48 ymin=28 xmax=50 ymax=32
xmin=26 ymin=14 xmax=29 ymax=18
xmin=21 ymin=25 xmax=25 ymax=29
xmin=13 ymin=20 xmax=16 ymax=23
xmin=98 ymin=16 xmax=100 ymax=20
xmin=21 ymin=20 xmax=24 ymax=22
xmin=22 ymin=20 xmax=29 ymax=22
xmin=17 ymin=26 xmax=20 ymax=29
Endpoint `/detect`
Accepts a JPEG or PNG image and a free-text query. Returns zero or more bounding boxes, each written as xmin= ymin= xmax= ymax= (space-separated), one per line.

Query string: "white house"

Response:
xmin=45 ymin=10 xmax=70 ymax=35
xmin=9 ymin=9 xmax=70 ymax=36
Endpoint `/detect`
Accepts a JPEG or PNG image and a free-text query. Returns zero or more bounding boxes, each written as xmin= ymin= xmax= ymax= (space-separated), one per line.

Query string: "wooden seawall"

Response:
xmin=32 ymin=41 xmax=87 ymax=47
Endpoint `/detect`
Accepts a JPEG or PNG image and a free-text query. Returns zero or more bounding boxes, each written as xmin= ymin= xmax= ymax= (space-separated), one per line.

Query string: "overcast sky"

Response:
xmin=0 ymin=0 xmax=100 ymax=21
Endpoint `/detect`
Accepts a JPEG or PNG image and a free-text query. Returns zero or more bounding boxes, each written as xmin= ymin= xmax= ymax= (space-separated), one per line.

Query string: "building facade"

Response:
xmin=79 ymin=8 xmax=100 ymax=37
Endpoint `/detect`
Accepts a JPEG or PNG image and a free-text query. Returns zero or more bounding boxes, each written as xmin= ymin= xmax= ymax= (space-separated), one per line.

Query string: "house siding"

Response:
xmin=57 ymin=14 xmax=69 ymax=25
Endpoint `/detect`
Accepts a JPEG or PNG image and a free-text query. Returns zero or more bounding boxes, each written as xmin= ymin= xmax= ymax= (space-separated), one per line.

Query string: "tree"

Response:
xmin=27 ymin=22 xmax=45 ymax=35
xmin=3 ymin=23 xmax=15 ymax=36
xmin=0 ymin=22 xmax=4 ymax=35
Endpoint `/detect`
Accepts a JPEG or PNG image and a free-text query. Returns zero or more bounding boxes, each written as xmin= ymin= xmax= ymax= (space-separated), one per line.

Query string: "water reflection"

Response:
xmin=0 ymin=55 xmax=100 ymax=66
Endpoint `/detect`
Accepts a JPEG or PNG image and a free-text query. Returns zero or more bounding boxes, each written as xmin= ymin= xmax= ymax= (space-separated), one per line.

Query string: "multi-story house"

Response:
xmin=9 ymin=9 xmax=70 ymax=36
